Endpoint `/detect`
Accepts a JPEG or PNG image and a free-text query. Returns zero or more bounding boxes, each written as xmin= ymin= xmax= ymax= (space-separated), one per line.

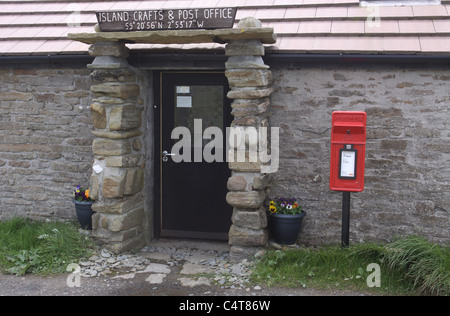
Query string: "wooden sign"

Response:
xmin=96 ymin=8 xmax=237 ymax=32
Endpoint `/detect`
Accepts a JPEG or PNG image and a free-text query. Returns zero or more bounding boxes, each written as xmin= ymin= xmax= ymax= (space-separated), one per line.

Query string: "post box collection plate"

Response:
xmin=339 ymin=145 xmax=357 ymax=180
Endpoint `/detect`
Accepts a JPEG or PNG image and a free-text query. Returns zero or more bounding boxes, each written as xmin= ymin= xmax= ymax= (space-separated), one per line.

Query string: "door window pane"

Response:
xmin=174 ymin=85 xmax=223 ymax=148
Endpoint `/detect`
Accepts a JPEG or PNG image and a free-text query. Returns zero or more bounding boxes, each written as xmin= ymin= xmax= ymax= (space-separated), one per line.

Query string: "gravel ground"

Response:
xmin=0 ymin=272 xmax=369 ymax=296
xmin=0 ymin=240 xmax=372 ymax=297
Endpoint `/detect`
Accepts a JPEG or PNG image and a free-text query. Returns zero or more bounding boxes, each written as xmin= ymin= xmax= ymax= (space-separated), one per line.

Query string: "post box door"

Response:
xmin=330 ymin=111 xmax=367 ymax=192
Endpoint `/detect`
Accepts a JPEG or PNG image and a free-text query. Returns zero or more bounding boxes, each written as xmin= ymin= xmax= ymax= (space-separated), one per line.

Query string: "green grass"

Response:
xmin=383 ymin=236 xmax=450 ymax=296
xmin=0 ymin=217 xmax=95 ymax=276
xmin=252 ymin=236 xmax=450 ymax=296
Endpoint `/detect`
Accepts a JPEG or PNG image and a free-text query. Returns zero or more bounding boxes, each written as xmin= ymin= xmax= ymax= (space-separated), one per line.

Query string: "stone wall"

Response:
xmin=0 ymin=67 xmax=94 ymax=220
xmin=269 ymin=65 xmax=450 ymax=245
xmin=1 ymin=60 xmax=448 ymax=248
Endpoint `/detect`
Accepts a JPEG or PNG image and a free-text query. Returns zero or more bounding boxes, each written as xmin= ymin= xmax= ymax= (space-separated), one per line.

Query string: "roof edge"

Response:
xmin=0 ymin=52 xmax=449 ymax=69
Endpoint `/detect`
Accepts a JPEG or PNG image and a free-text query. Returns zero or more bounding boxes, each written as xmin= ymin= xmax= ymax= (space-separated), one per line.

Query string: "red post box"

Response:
xmin=330 ymin=111 xmax=367 ymax=192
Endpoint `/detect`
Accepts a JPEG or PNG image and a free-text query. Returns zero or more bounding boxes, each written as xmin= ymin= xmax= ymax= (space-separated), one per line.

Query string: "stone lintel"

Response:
xmin=68 ymin=28 xmax=276 ymax=45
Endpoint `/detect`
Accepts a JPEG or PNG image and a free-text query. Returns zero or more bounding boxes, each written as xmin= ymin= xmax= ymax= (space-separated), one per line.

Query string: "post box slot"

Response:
xmin=332 ymin=126 xmax=366 ymax=144
xmin=332 ymin=122 xmax=365 ymax=127
xmin=332 ymin=126 xmax=364 ymax=134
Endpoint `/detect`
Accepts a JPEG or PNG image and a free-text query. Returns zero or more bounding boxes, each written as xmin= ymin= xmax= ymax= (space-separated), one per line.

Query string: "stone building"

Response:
xmin=0 ymin=0 xmax=449 ymax=258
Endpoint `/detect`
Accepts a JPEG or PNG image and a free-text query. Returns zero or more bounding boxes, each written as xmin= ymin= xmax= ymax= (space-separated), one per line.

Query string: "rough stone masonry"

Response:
xmin=1 ymin=19 xmax=448 ymax=251
xmin=75 ymin=17 xmax=277 ymax=255
xmin=269 ymin=66 xmax=450 ymax=246
xmin=0 ymin=67 xmax=93 ymax=220
xmin=224 ymin=17 xmax=273 ymax=260
xmin=87 ymin=41 xmax=146 ymax=253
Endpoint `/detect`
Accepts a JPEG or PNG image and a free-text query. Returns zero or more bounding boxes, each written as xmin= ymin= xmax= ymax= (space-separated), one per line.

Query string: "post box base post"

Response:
xmin=341 ymin=191 xmax=351 ymax=248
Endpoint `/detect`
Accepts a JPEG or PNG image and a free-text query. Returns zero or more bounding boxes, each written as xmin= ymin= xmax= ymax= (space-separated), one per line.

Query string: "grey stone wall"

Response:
xmin=1 ymin=62 xmax=448 ymax=247
xmin=270 ymin=65 xmax=450 ymax=245
xmin=0 ymin=67 xmax=94 ymax=220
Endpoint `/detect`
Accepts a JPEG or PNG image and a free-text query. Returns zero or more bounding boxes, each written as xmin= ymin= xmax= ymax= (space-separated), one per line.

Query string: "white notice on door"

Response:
xmin=176 ymin=86 xmax=190 ymax=94
xmin=177 ymin=96 xmax=192 ymax=108
xmin=340 ymin=150 xmax=356 ymax=178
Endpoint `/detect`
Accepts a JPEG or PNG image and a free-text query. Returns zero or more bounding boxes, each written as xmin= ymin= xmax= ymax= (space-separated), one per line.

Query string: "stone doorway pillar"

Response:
xmin=88 ymin=41 xmax=146 ymax=253
xmin=224 ymin=17 xmax=273 ymax=261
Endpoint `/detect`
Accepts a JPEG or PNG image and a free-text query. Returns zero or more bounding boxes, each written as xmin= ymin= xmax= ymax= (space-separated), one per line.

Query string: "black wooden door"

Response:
xmin=156 ymin=72 xmax=232 ymax=240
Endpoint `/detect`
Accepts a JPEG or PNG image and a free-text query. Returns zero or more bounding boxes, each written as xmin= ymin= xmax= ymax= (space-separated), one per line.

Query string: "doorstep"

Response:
xmin=147 ymin=238 xmax=231 ymax=253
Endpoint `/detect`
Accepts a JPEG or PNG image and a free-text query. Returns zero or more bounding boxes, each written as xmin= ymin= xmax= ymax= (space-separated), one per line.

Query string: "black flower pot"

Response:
xmin=73 ymin=200 xmax=95 ymax=230
xmin=269 ymin=212 xmax=306 ymax=245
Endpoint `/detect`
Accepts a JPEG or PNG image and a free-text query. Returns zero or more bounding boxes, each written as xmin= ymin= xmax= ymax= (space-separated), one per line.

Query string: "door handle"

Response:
xmin=162 ymin=150 xmax=176 ymax=162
